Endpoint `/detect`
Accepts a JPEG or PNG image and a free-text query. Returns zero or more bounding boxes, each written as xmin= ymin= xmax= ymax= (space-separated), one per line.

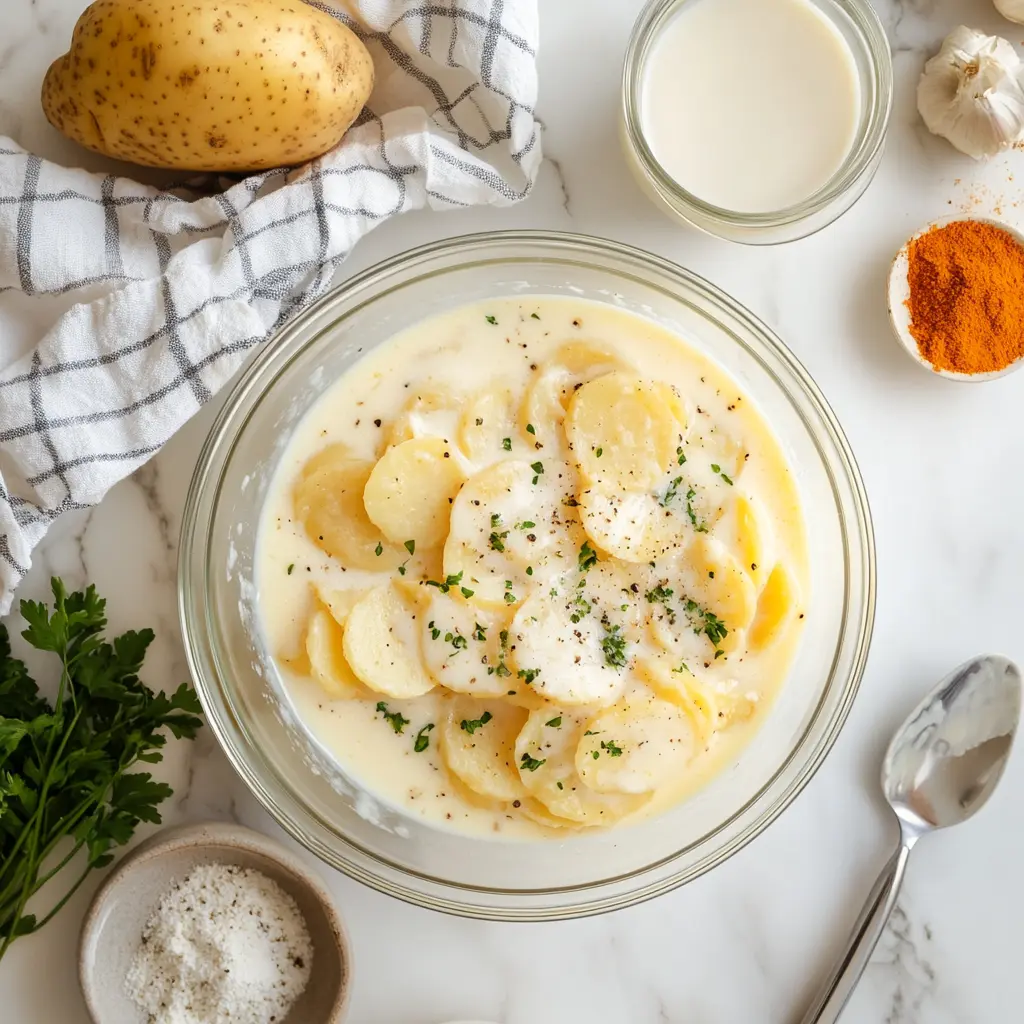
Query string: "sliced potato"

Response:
xmin=438 ymin=697 xmax=529 ymax=803
xmin=637 ymin=657 xmax=718 ymax=743
xmin=420 ymin=593 xmax=519 ymax=698
xmin=509 ymin=585 xmax=632 ymax=707
xmin=443 ymin=459 xmax=583 ymax=606
xmin=386 ymin=387 xmax=462 ymax=449
xmin=749 ymin=563 xmax=800 ymax=650
xmin=305 ymin=607 xmax=370 ymax=700
xmin=552 ymin=341 xmax=632 ymax=376
xmin=565 ymin=374 xmax=685 ymax=490
xmin=294 ymin=446 xmax=402 ymax=570
xmin=575 ymin=693 xmax=694 ymax=794
xmin=713 ymin=494 xmax=771 ymax=591
xmin=578 ymin=486 xmax=686 ymax=563
xmin=459 ymin=386 xmax=516 ymax=465
xmin=343 ymin=585 xmax=435 ymax=699
xmin=515 ymin=708 xmax=648 ymax=825
xmin=316 ymin=587 xmax=367 ymax=626
xmin=517 ymin=343 xmax=632 ymax=452
xmin=639 ymin=656 xmax=758 ymax=735
xmin=363 ymin=438 xmax=466 ymax=549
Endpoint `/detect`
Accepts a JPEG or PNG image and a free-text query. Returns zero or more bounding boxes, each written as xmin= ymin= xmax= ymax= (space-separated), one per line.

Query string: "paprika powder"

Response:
xmin=905 ymin=219 xmax=1024 ymax=376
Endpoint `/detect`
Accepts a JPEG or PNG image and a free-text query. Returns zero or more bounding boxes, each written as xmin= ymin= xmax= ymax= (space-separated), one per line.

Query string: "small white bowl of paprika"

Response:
xmin=887 ymin=215 xmax=1024 ymax=381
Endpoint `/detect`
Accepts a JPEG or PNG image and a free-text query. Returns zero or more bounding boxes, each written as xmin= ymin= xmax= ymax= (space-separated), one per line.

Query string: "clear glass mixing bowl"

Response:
xmin=179 ymin=232 xmax=875 ymax=920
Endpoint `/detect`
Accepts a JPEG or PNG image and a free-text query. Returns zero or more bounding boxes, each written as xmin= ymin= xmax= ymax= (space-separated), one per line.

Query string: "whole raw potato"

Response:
xmin=41 ymin=0 xmax=374 ymax=171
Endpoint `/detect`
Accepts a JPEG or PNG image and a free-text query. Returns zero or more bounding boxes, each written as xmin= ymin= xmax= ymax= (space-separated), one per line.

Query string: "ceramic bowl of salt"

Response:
xmin=79 ymin=821 xmax=351 ymax=1024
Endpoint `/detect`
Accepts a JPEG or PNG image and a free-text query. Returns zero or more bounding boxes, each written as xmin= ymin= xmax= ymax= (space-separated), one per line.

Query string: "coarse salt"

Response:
xmin=125 ymin=862 xmax=313 ymax=1024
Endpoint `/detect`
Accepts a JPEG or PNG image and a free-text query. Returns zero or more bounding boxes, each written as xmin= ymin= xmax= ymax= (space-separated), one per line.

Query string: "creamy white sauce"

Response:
xmin=641 ymin=0 xmax=861 ymax=213
xmin=255 ymin=297 xmax=808 ymax=839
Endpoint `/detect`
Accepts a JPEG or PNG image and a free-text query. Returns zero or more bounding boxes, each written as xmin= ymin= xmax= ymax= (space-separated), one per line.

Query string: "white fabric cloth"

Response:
xmin=0 ymin=0 xmax=540 ymax=614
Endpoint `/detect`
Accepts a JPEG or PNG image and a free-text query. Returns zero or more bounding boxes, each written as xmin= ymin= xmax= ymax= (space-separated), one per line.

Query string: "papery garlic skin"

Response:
xmin=994 ymin=0 xmax=1024 ymax=26
xmin=918 ymin=26 xmax=1024 ymax=159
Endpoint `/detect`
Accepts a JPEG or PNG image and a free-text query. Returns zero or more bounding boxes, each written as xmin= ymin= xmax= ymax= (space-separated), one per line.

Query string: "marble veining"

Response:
xmin=3 ymin=1 xmax=1024 ymax=1021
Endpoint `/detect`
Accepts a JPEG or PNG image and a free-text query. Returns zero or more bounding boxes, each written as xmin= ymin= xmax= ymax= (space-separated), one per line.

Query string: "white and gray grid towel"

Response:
xmin=0 ymin=0 xmax=540 ymax=615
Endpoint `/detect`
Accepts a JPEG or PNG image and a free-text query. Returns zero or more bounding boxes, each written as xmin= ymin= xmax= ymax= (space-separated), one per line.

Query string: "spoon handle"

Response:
xmin=797 ymin=839 xmax=913 ymax=1024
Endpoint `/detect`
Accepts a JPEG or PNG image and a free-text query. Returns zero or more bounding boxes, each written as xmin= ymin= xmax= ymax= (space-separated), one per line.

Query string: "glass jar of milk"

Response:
xmin=621 ymin=0 xmax=892 ymax=244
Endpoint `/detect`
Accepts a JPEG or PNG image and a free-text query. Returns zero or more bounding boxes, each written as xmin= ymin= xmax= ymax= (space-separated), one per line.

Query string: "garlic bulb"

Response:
xmin=917 ymin=26 xmax=1024 ymax=159
xmin=994 ymin=0 xmax=1024 ymax=25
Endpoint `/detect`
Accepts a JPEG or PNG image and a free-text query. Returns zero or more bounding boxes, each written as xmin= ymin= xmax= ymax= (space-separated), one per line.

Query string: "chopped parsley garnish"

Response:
xmin=578 ymin=541 xmax=598 ymax=573
xmin=491 ymin=513 xmax=502 ymax=527
xmin=672 ymin=662 xmax=691 ymax=674
xmin=520 ymin=752 xmax=546 ymax=772
xmin=531 ymin=312 xmax=541 ymax=320
xmin=460 ymin=711 xmax=493 ymax=734
xmin=461 ymin=587 xmax=475 ymax=599
xmin=428 ymin=620 xmax=441 ymax=640
xmin=685 ymin=487 xmax=709 ymax=533
xmin=526 ymin=423 xmax=536 ymax=435
xmin=676 ymin=446 xmax=687 ymax=466
xmin=485 ymin=314 xmax=498 ymax=325
xmin=601 ymin=740 xmax=624 ymax=757
xmin=502 ymin=437 xmax=512 ymax=451
xmin=592 ymin=750 xmax=600 ymax=759
xmin=518 ymin=667 xmax=541 ymax=684
xmin=660 ymin=476 xmax=683 ymax=507
xmin=374 ymin=542 xmax=384 ymax=557
xmin=545 ymin=716 xmax=563 ymax=728
xmin=711 ymin=463 xmax=734 ymax=486
xmin=530 ymin=461 xmax=544 ymax=484
xmin=376 ymin=701 xmax=410 ymax=734
xmin=600 ymin=621 xmax=628 ymax=669
xmin=444 ymin=630 xmax=468 ymax=654
xmin=595 ymin=447 xmax=603 ymax=458
xmin=645 ymin=584 xmax=674 ymax=605
xmin=404 ymin=539 xmax=416 ymax=555
xmin=504 ymin=591 xmax=518 ymax=605
xmin=286 ymin=563 xmax=295 ymax=575
xmin=489 ymin=530 xmax=509 ymax=552
xmin=684 ymin=598 xmax=729 ymax=651
xmin=487 ymin=629 xmax=513 ymax=677
xmin=584 ymin=730 xmax=599 ymax=736
xmin=569 ymin=584 xmax=592 ymax=624
xmin=517 ymin=520 xmax=536 ymax=530
xmin=556 ymin=781 xmax=564 ymax=789
xmin=473 ymin=622 xmax=487 ymax=642
xmin=413 ymin=723 xmax=434 ymax=752
xmin=425 ymin=571 xmax=464 ymax=594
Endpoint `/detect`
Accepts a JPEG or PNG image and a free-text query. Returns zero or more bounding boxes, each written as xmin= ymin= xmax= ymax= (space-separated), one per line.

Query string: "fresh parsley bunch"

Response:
xmin=0 ymin=578 xmax=202 ymax=961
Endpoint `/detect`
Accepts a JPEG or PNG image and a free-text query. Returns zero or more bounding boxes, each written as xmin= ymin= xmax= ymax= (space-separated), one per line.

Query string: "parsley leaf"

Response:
xmin=460 ymin=711 xmax=493 ymax=734
xmin=376 ymin=701 xmax=410 ymax=734
xmin=413 ymin=723 xmax=434 ymax=753
xmin=425 ymin=571 xmax=464 ymax=594
xmin=485 ymin=314 xmax=498 ymax=325
xmin=601 ymin=740 xmax=624 ymax=757
xmin=0 ymin=579 xmax=202 ymax=962
xmin=600 ymin=620 xmax=628 ymax=669
xmin=578 ymin=541 xmax=598 ymax=573
xmin=520 ymin=752 xmax=546 ymax=772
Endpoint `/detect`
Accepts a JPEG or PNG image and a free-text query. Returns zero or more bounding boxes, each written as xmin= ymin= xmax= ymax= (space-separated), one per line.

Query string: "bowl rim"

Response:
xmin=178 ymin=229 xmax=876 ymax=920
xmin=887 ymin=215 xmax=1024 ymax=382
xmin=78 ymin=821 xmax=352 ymax=1024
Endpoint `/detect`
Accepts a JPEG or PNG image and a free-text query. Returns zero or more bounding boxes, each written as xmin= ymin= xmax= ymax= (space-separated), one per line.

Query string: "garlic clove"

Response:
xmin=917 ymin=26 xmax=1024 ymax=159
xmin=995 ymin=0 xmax=1024 ymax=26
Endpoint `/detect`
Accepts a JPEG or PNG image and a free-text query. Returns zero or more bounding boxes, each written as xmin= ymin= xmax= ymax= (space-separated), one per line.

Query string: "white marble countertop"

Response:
xmin=4 ymin=1 xmax=1024 ymax=1021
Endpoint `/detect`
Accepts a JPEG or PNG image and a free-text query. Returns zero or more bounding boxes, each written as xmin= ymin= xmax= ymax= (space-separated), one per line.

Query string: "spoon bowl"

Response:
xmin=800 ymin=654 xmax=1022 ymax=1023
xmin=883 ymin=655 xmax=1021 ymax=836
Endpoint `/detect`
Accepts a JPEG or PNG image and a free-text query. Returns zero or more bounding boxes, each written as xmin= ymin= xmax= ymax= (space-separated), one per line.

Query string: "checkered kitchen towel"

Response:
xmin=0 ymin=0 xmax=540 ymax=615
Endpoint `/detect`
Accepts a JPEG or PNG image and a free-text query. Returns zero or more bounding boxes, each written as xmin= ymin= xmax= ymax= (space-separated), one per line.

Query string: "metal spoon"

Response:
xmin=799 ymin=654 xmax=1022 ymax=1024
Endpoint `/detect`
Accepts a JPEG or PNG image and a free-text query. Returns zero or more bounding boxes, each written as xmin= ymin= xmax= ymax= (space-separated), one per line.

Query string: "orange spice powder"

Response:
xmin=906 ymin=220 xmax=1024 ymax=375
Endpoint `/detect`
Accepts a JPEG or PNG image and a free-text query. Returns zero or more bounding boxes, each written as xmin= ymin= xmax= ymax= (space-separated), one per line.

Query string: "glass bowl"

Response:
xmin=179 ymin=231 xmax=875 ymax=920
xmin=620 ymin=0 xmax=893 ymax=245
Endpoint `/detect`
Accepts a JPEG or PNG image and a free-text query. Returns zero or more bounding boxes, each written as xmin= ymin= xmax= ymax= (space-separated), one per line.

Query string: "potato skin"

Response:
xmin=41 ymin=0 xmax=374 ymax=171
